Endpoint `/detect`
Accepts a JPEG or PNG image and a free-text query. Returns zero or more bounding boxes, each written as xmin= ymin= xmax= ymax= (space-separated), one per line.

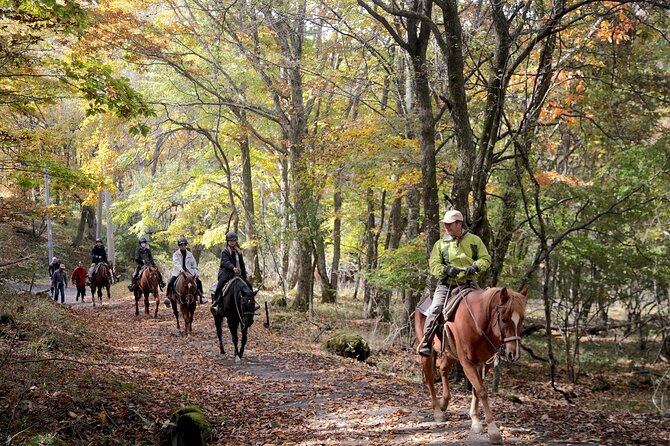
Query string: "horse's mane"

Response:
xmin=481 ymin=287 xmax=526 ymax=318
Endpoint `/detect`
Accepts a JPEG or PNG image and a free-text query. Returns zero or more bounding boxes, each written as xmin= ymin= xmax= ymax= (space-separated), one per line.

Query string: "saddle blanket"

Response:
xmin=416 ymin=286 xmax=475 ymax=322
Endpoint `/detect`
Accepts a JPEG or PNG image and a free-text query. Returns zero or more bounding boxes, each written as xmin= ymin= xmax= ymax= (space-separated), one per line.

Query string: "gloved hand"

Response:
xmin=464 ymin=264 xmax=479 ymax=276
xmin=443 ymin=265 xmax=459 ymax=278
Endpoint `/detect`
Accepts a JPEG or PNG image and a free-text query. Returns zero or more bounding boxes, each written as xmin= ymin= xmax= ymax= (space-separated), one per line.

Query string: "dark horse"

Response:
xmin=414 ymin=287 xmax=527 ymax=443
xmin=169 ymin=271 xmax=198 ymax=335
xmin=134 ymin=266 xmax=160 ymax=318
xmin=90 ymin=263 xmax=112 ymax=307
xmin=211 ymin=276 xmax=257 ymax=361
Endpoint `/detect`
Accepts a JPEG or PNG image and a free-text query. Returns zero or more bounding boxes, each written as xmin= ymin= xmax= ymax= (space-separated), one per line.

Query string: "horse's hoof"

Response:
xmin=433 ymin=411 xmax=445 ymax=423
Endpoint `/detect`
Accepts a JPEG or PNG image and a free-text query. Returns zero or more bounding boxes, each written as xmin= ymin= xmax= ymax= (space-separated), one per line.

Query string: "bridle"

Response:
xmin=495 ymin=303 xmax=521 ymax=353
xmin=174 ymin=271 xmax=196 ymax=305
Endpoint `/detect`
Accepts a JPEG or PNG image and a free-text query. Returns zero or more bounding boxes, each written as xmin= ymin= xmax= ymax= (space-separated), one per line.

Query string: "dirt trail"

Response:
xmin=67 ymin=291 xmax=532 ymax=445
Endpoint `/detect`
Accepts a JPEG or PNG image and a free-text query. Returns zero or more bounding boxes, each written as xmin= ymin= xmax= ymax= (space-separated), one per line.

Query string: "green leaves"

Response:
xmin=61 ymin=59 xmax=154 ymax=120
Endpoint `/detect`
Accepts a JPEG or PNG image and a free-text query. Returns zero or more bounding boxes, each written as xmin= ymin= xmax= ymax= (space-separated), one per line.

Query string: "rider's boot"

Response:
xmin=128 ymin=280 xmax=135 ymax=292
xmin=418 ymin=340 xmax=432 ymax=357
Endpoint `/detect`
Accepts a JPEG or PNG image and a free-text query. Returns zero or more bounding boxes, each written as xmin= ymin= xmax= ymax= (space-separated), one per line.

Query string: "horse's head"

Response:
xmin=495 ymin=287 xmax=527 ymax=363
xmin=176 ymin=271 xmax=197 ymax=298
xmin=238 ymin=280 xmax=258 ymax=327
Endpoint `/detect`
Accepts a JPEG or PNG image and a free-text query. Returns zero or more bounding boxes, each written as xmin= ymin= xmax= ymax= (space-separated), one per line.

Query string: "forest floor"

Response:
xmin=1 ymin=281 xmax=669 ymax=446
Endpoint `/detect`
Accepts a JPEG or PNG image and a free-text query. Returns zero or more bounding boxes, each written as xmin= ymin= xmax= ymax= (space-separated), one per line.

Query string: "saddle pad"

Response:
xmin=415 ymin=286 xmax=476 ymax=320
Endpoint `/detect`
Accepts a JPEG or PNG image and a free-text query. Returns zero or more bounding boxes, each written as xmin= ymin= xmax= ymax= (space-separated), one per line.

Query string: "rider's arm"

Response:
xmin=428 ymin=240 xmax=446 ymax=280
xmin=220 ymin=251 xmax=235 ymax=272
xmin=135 ymin=249 xmax=143 ymax=265
xmin=471 ymin=236 xmax=492 ymax=274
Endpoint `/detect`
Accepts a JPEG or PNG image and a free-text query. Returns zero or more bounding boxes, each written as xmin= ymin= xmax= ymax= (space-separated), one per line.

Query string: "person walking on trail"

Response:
xmin=49 ymin=256 xmax=60 ymax=297
xmin=52 ymin=264 xmax=68 ymax=304
xmin=213 ymin=232 xmax=253 ymax=300
xmin=165 ymin=237 xmax=205 ymax=306
xmin=129 ymin=236 xmax=165 ymax=292
xmin=71 ymin=261 xmax=87 ymax=302
xmin=417 ymin=209 xmax=492 ymax=357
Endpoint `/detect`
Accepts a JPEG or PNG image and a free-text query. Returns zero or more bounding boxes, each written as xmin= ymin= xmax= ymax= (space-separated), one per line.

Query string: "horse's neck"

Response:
xmin=464 ymin=291 xmax=499 ymax=343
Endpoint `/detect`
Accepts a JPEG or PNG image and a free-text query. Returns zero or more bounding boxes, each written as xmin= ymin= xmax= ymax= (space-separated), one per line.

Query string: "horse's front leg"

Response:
xmin=153 ymin=292 xmax=159 ymax=319
xmin=171 ymin=300 xmax=181 ymax=331
xmin=144 ymin=292 xmax=150 ymax=315
xmin=106 ymin=285 xmax=111 ymax=300
xmin=91 ymin=287 xmax=96 ymax=307
xmin=239 ymin=326 xmax=248 ymax=359
xmin=134 ymin=290 xmax=139 ymax=316
xmin=97 ymin=288 xmax=102 ymax=306
xmin=462 ymin=361 xmax=501 ymax=443
xmin=182 ymin=304 xmax=190 ymax=335
xmin=214 ymin=315 xmax=225 ymax=354
xmin=228 ymin=320 xmax=240 ymax=361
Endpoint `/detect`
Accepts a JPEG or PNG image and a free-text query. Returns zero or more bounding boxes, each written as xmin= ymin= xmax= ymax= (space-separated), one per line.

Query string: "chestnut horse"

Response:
xmin=414 ymin=287 xmax=527 ymax=443
xmin=134 ymin=266 xmax=160 ymax=318
xmin=211 ymin=276 xmax=257 ymax=361
xmin=90 ymin=263 xmax=112 ymax=307
xmin=168 ymin=271 xmax=198 ymax=335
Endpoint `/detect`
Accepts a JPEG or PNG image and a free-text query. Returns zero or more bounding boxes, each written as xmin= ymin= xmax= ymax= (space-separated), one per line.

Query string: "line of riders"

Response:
xmin=49 ymin=208 xmax=487 ymax=358
xmin=50 ymin=231 xmax=254 ymax=307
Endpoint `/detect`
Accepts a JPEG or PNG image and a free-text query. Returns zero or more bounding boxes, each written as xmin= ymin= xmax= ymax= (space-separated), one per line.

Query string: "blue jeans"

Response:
xmin=53 ymin=282 xmax=65 ymax=303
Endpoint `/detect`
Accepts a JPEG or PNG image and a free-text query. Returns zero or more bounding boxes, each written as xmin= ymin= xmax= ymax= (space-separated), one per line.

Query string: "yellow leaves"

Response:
xmin=595 ymin=8 xmax=635 ymax=44
xmin=534 ymin=171 xmax=592 ymax=188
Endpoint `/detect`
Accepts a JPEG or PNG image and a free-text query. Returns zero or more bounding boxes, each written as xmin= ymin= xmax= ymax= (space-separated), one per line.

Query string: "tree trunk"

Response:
xmin=328 ymin=175 xmax=343 ymax=302
xmin=237 ymin=119 xmax=262 ymax=286
xmin=364 ymin=188 xmax=376 ymax=319
xmin=441 ymin=0 xmax=476 ymax=215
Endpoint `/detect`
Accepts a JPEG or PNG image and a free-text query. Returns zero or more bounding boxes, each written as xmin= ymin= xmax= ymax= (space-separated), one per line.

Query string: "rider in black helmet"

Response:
xmin=88 ymin=238 xmax=111 ymax=283
xmin=213 ymin=232 xmax=253 ymax=299
xmin=128 ymin=236 xmax=165 ymax=291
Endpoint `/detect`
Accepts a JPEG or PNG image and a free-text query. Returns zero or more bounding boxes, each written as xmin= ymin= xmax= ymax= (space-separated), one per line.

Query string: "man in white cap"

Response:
xmin=418 ymin=209 xmax=491 ymax=357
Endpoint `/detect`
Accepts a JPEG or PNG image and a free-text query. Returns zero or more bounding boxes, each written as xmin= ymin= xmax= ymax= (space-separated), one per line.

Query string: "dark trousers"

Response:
xmin=75 ymin=285 xmax=86 ymax=301
xmin=53 ymin=283 xmax=65 ymax=303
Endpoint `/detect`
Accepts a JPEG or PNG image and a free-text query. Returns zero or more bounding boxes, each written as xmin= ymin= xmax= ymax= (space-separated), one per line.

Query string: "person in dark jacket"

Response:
xmin=52 ymin=263 xmax=68 ymax=304
xmin=213 ymin=232 xmax=253 ymax=299
xmin=49 ymin=256 xmax=60 ymax=297
xmin=129 ymin=236 xmax=165 ymax=291
xmin=88 ymin=238 xmax=112 ymax=283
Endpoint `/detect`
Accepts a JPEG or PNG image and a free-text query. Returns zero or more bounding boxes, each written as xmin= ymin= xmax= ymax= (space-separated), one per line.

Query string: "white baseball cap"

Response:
xmin=442 ymin=210 xmax=464 ymax=224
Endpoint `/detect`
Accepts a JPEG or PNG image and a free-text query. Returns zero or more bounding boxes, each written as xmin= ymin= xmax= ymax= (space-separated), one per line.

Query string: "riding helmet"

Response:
xmin=95 ymin=238 xmax=103 ymax=243
xmin=177 ymin=237 xmax=188 ymax=246
xmin=139 ymin=236 xmax=148 ymax=244
xmin=225 ymin=232 xmax=238 ymax=241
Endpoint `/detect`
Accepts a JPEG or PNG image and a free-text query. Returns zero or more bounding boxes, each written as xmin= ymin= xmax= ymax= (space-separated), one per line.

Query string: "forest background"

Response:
xmin=1 ymin=0 xmax=670 ymax=441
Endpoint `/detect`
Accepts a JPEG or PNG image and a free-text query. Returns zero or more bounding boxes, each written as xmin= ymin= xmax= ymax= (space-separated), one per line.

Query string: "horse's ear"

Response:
xmin=520 ymin=287 xmax=528 ymax=297
xmin=499 ymin=287 xmax=510 ymax=304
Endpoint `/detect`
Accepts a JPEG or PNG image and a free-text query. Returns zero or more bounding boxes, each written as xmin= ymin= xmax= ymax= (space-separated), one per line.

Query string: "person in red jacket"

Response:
xmin=71 ymin=261 xmax=88 ymax=302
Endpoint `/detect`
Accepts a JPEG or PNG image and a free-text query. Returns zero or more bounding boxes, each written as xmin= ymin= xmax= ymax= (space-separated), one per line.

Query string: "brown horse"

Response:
xmin=414 ymin=287 xmax=527 ymax=443
xmin=134 ymin=266 xmax=160 ymax=318
xmin=90 ymin=263 xmax=112 ymax=307
xmin=168 ymin=271 xmax=198 ymax=335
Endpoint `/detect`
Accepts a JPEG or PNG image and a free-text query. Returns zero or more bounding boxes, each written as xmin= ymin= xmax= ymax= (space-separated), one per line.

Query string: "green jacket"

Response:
xmin=429 ymin=230 xmax=491 ymax=284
